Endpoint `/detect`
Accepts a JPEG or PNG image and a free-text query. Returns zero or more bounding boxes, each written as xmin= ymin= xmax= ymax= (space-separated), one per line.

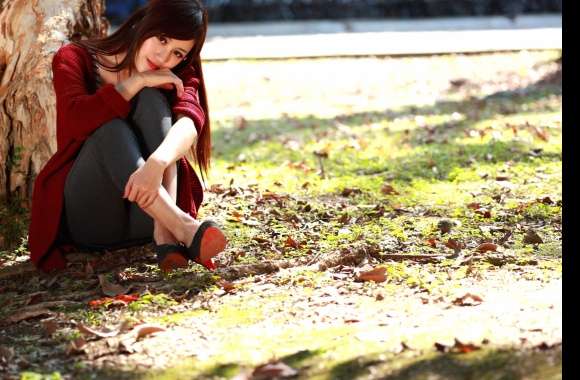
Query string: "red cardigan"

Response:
xmin=28 ymin=43 xmax=205 ymax=272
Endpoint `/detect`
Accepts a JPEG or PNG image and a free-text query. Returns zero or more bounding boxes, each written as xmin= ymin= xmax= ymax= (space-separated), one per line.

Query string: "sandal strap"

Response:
xmin=187 ymin=220 xmax=221 ymax=262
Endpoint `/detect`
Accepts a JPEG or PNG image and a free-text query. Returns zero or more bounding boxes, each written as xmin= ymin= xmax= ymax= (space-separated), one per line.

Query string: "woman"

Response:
xmin=28 ymin=0 xmax=227 ymax=273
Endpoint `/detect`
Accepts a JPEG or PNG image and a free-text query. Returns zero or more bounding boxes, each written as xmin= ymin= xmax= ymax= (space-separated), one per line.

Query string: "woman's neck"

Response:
xmin=96 ymin=52 xmax=131 ymax=82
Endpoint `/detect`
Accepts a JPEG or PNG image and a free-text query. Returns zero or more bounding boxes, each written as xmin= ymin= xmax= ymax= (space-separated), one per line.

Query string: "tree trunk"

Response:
xmin=0 ymin=0 xmax=107 ymax=205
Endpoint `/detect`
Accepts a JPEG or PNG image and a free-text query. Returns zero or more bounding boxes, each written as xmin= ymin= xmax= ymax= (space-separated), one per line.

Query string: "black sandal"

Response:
xmin=155 ymin=244 xmax=189 ymax=273
xmin=185 ymin=220 xmax=227 ymax=271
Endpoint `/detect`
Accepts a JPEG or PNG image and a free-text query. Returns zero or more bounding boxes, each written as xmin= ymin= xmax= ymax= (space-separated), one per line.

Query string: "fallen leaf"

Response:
xmin=88 ymin=294 xmax=138 ymax=309
xmin=252 ymin=360 xmax=298 ymax=380
xmin=41 ymin=317 xmax=59 ymax=336
xmin=284 ymin=236 xmax=301 ymax=249
xmin=133 ymin=324 xmax=166 ymax=339
xmin=356 ymin=267 xmax=387 ymax=283
xmin=381 ymin=184 xmax=399 ymax=195
xmin=531 ymin=126 xmax=549 ymax=141
xmin=217 ymin=279 xmax=236 ymax=293
xmin=78 ymin=323 xmax=120 ymax=338
xmin=476 ymin=243 xmax=498 ymax=253
xmin=453 ymin=338 xmax=481 ymax=353
xmin=453 ymin=293 xmax=484 ymax=306
xmin=437 ymin=220 xmax=454 ymax=234
xmin=341 ymin=187 xmax=362 ymax=197
xmin=98 ymin=275 xmax=129 ymax=297
xmin=537 ymin=196 xmax=554 ymax=205
xmin=475 ymin=209 xmax=492 ymax=218
xmin=66 ymin=337 xmax=87 ymax=355
xmin=425 ymin=238 xmax=438 ymax=248
xmin=6 ymin=308 xmax=52 ymax=324
xmin=434 ymin=342 xmax=449 ymax=352
xmin=523 ymin=229 xmax=543 ymax=244
xmin=25 ymin=292 xmax=45 ymax=306
xmin=445 ymin=239 xmax=464 ymax=252
xmin=467 ymin=202 xmax=481 ymax=210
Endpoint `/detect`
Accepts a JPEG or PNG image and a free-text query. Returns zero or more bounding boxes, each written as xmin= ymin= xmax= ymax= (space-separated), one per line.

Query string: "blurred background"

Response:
xmin=105 ymin=0 xmax=562 ymax=25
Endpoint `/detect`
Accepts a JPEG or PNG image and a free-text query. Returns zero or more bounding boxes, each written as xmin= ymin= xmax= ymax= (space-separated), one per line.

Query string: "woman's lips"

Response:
xmin=146 ymin=58 xmax=159 ymax=70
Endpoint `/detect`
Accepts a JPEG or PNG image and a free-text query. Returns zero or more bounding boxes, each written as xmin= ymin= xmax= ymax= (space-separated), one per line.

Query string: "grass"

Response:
xmin=0 ymin=50 xmax=561 ymax=379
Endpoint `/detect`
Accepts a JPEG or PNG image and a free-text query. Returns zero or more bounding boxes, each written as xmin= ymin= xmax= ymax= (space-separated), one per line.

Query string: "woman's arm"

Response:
xmin=123 ymin=114 xmax=198 ymax=207
xmin=52 ymin=46 xmax=133 ymax=141
xmin=149 ymin=114 xmax=198 ymax=167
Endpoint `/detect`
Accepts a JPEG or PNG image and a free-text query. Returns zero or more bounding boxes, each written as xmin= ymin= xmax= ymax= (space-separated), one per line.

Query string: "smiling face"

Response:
xmin=135 ymin=35 xmax=195 ymax=72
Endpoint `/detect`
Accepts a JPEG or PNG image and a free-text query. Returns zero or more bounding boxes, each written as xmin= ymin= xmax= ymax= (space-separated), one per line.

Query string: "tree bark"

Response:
xmin=0 ymin=0 xmax=107 ymax=204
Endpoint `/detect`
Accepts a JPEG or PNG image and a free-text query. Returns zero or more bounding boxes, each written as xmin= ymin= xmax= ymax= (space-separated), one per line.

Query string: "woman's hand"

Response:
xmin=123 ymin=158 xmax=167 ymax=209
xmin=138 ymin=69 xmax=184 ymax=97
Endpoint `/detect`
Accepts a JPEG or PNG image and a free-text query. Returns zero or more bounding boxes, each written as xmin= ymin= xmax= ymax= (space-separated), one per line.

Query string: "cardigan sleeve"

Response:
xmin=171 ymin=64 xmax=206 ymax=135
xmin=52 ymin=46 xmax=132 ymax=141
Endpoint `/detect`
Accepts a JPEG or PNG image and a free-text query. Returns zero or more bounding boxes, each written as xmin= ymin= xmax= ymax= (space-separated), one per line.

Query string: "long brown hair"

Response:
xmin=74 ymin=0 xmax=211 ymax=180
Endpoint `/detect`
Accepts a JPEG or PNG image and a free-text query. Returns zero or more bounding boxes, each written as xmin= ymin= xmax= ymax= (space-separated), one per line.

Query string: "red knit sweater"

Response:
xmin=28 ymin=43 xmax=205 ymax=272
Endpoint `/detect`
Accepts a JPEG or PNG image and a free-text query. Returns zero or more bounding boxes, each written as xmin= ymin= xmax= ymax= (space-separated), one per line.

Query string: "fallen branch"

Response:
xmin=379 ymin=254 xmax=453 ymax=263
xmin=216 ymin=260 xmax=297 ymax=280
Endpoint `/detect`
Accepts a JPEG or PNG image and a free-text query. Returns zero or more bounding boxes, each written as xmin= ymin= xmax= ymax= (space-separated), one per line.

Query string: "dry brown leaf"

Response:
xmin=453 ymin=338 xmax=481 ymax=353
xmin=78 ymin=323 xmax=120 ymax=338
xmin=98 ymin=274 xmax=129 ymax=297
xmin=341 ymin=187 xmax=362 ymax=197
xmin=531 ymin=126 xmax=549 ymax=141
xmin=66 ymin=337 xmax=87 ymax=355
xmin=284 ymin=236 xmax=301 ymax=249
xmin=252 ymin=361 xmax=298 ymax=380
xmin=467 ymin=202 xmax=481 ymax=210
xmin=25 ymin=292 xmax=46 ymax=306
xmin=476 ymin=243 xmax=498 ymax=253
xmin=217 ymin=279 xmax=236 ymax=293
xmin=475 ymin=209 xmax=492 ymax=218
xmin=445 ymin=239 xmax=463 ymax=252
xmin=453 ymin=293 xmax=484 ymax=306
xmin=425 ymin=238 xmax=438 ymax=248
xmin=381 ymin=184 xmax=399 ymax=195
xmin=523 ymin=229 xmax=543 ymax=244
xmin=133 ymin=324 xmax=166 ymax=339
xmin=6 ymin=308 xmax=52 ymax=324
xmin=41 ymin=317 xmax=59 ymax=336
xmin=356 ymin=267 xmax=387 ymax=283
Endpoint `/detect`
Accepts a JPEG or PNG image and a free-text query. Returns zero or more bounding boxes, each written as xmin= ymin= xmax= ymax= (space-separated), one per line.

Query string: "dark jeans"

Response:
xmin=63 ymin=88 xmax=175 ymax=251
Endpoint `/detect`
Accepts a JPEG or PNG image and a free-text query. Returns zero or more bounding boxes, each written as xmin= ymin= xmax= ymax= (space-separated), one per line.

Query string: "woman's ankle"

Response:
xmin=153 ymin=222 xmax=178 ymax=245
xmin=180 ymin=217 xmax=200 ymax=247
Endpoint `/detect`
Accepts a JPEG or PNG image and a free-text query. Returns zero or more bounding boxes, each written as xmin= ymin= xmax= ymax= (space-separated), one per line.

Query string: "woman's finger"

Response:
xmin=142 ymin=195 xmax=154 ymax=209
xmin=128 ymin=186 xmax=140 ymax=203
xmin=147 ymin=193 xmax=158 ymax=208
xmin=137 ymin=194 xmax=148 ymax=208
xmin=123 ymin=179 xmax=133 ymax=199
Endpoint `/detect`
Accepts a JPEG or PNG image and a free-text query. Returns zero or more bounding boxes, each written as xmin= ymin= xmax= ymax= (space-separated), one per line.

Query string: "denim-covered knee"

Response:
xmin=130 ymin=88 xmax=173 ymax=155
xmin=132 ymin=87 xmax=171 ymax=118
xmin=89 ymin=119 xmax=145 ymax=190
xmin=91 ymin=119 xmax=132 ymax=146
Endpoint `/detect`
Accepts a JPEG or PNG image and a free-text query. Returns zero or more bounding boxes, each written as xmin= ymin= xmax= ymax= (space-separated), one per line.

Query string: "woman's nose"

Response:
xmin=155 ymin=49 xmax=171 ymax=65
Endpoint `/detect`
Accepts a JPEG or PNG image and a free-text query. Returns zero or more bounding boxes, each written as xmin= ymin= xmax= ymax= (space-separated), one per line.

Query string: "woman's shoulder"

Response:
xmin=52 ymin=42 xmax=91 ymax=67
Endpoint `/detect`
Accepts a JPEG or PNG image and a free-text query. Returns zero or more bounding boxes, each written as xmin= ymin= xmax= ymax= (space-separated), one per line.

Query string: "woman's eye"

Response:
xmin=175 ymin=52 xmax=183 ymax=59
xmin=158 ymin=36 xmax=167 ymax=44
